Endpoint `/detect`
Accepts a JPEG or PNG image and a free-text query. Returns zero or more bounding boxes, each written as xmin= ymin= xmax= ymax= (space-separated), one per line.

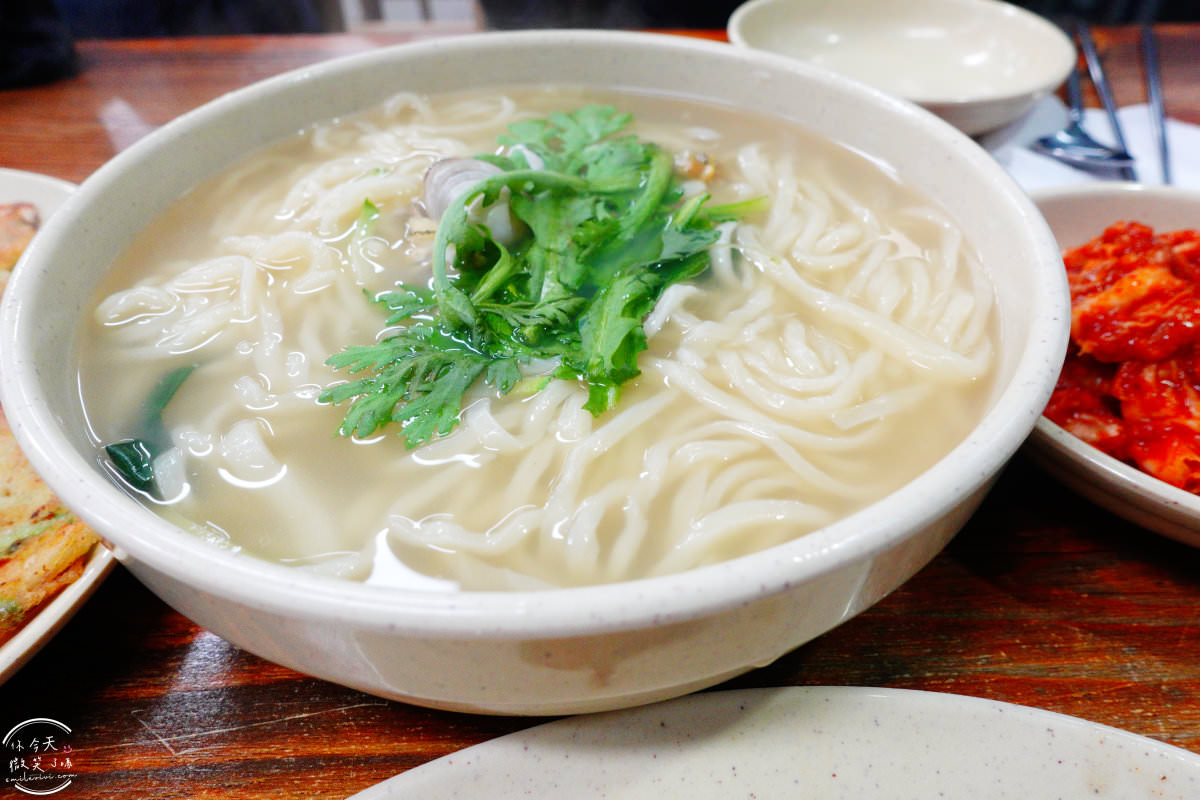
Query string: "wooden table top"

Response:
xmin=2 ymin=25 xmax=1199 ymax=800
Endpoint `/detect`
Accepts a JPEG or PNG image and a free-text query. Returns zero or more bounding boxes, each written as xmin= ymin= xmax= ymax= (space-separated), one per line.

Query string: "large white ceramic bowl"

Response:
xmin=727 ymin=0 xmax=1076 ymax=136
xmin=1027 ymin=183 xmax=1200 ymax=549
xmin=0 ymin=30 xmax=1068 ymax=715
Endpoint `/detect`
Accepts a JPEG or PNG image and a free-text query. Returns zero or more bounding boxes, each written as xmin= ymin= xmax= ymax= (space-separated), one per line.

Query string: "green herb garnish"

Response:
xmin=0 ymin=509 xmax=76 ymax=556
xmin=104 ymin=363 xmax=195 ymax=497
xmin=0 ymin=595 xmax=22 ymax=625
xmin=322 ymin=105 xmax=750 ymax=449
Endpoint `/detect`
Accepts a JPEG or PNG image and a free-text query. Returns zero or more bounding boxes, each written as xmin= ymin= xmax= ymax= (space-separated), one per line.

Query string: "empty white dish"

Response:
xmin=350 ymin=686 xmax=1200 ymax=799
xmin=728 ymin=0 xmax=1076 ymax=135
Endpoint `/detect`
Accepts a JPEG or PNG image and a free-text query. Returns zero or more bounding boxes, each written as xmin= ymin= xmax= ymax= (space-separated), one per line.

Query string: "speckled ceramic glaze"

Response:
xmin=0 ymin=31 xmax=1068 ymax=715
xmin=350 ymin=687 xmax=1200 ymax=798
xmin=728 ymin=0 xmax=1075 ymax=135
xmin=1027 ymin=183 xmax=1200 ymax=549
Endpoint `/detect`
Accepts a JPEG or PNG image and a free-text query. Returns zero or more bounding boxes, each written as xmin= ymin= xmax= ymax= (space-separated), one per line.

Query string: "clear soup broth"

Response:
xmin=79 ymin=87 xmax=994 ymax=591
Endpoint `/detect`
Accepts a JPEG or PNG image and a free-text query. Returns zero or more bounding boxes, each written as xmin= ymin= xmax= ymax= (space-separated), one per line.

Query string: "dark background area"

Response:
xmin=8 ymin=0 xmax=1200 ymax=40
xmin=479 ymin=0 xmax=1199 ymax=30
xmin=1 ymin=0 xmax=1197 ymax=88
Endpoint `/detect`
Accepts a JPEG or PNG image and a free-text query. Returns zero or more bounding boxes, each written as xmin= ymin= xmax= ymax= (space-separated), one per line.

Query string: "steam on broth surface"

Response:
xmin=78 ymin=87 xmax=994 ymax=591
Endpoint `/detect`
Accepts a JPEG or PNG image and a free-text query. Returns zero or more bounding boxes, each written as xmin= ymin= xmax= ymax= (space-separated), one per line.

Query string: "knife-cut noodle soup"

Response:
xmin=78 ymin=87 xmax=995 ymax=591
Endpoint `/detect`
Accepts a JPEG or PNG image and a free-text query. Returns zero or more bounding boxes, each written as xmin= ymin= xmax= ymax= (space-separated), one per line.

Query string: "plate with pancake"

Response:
xmin=0 ymin=168 xmax=114 ymax=685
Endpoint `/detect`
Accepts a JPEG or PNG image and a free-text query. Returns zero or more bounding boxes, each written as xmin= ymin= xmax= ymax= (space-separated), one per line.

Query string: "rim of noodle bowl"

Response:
xmin=0 ymin=30 xmax=1066 ymax=639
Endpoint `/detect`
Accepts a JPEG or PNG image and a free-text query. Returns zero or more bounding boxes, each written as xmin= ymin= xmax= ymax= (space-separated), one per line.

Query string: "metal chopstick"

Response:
xmin=1142 ymin=24 xmax=1172 ymax=184
xmin=1078 ymin=23 xmax=1138 ymax=182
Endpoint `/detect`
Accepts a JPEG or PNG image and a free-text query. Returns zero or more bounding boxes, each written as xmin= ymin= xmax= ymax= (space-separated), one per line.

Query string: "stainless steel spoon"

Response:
xmin=1030 ymin=67 xmax=1136 ymax=172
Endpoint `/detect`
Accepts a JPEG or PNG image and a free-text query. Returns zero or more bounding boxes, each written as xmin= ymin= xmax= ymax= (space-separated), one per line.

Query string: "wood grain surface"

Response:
xmin=1 ymin=25 xmax=1198 ymax=800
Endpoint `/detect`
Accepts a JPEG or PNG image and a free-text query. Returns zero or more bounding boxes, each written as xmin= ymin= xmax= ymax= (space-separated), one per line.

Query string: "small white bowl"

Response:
xmin=728 ymin=0 xmax=1075 ymax=135
xmin=1027 ymin=183 xmax=1200 ymax=549
xmin=0 ymin=30 xmax=1068 ymax=715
